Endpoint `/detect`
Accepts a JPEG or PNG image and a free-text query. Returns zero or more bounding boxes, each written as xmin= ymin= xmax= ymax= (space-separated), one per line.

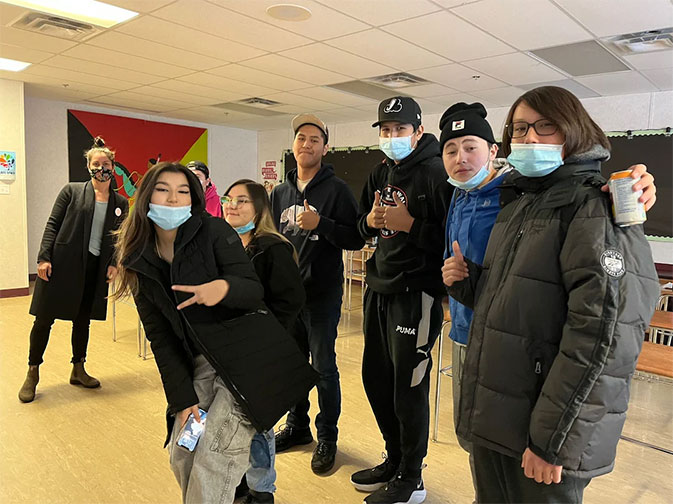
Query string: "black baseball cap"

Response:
xmin=186 ymin=160 xmax=209 ymax=179
xmin=372 ymin=96 xmax=422 ymax=128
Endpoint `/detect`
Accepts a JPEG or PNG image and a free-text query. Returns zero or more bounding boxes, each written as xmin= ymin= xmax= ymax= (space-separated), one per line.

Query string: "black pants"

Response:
xmin=28 ymin=253 xmax=100 ymax=366
xmin=362 ymin=289 xmax=443 ymax=476
xmin=473 ymin=444 xmax=591 ymax=503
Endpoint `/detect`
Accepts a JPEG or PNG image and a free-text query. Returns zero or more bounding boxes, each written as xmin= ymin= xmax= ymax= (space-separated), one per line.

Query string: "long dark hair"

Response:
xmin=112 ymin=162 xmax=205 ymax=298
xmin=224 ymin=179 xmax=297 ymax=261
xmin=501 ymin=86 xmax=610 ymax=158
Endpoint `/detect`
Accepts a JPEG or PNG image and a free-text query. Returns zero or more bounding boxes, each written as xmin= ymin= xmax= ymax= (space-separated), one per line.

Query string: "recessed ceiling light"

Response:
xmin=2 ymin=0 xmax=138 ymax=28
xmin=266 ymin=4 xmax=312 ymax=22
xmin=0 ymin=57 xmax=31 ymax=72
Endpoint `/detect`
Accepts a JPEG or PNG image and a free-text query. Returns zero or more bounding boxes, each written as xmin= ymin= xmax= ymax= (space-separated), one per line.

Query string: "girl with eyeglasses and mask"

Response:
xmin=443 ymin=86 xmax=660 ymax=503
xmin=223 ymin=179 xmax=306 ymax=504
xmin=19 ymin=137 xmax=128 ymax=403
xmin=112 ymin=163 xmax=316 ymax=504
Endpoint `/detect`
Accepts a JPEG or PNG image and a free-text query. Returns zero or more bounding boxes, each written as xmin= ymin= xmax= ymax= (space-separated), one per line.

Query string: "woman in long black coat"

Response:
xmin=19 ymin=138 xmax=128 ymax=403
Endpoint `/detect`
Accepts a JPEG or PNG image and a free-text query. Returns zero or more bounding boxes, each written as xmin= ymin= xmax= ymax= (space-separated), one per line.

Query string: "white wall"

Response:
xmin=0 ymin=79 xmax=29 ymax=292
xmin=258 ymin=90 xmax=673 ymax=263
xmin=24 ymin=96 xmax=258 ymax=274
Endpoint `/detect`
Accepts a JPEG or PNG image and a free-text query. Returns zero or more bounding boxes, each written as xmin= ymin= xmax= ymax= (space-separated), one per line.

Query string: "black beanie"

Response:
xmin=439 ymin=102 xmax=495 ymax=150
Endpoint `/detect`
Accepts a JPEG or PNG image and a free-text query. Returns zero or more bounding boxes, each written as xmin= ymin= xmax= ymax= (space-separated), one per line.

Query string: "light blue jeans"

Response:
xmin=246 ymin=430 xmax=277 ymax=493
xmin=168 ymin=355 xmax=256 ymax=504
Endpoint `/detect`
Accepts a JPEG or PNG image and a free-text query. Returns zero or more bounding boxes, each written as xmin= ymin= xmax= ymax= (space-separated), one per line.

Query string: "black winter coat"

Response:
xmin=451 ymin=151 xmax=659 ymax=479
xmin=126 ymin=213 xmax=317 ymax=435
xmin=357 ymin=133 xmax=452 ymax=295
xmin=270 ymin=163 xmax=364 ymax=297
xmin=246 ymin=234 xmax=305 ymax=331
xmin=30 ymin=181 xmax=128 ymax=321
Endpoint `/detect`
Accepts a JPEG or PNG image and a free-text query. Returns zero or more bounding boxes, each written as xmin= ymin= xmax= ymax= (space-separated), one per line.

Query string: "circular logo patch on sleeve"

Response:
xmin=600 ymin=249 xmax=625 ymax=278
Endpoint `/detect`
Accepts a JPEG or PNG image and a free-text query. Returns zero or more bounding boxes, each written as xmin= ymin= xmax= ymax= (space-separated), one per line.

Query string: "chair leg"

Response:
xmin=432 ymin=327 xmax=445 ymax=442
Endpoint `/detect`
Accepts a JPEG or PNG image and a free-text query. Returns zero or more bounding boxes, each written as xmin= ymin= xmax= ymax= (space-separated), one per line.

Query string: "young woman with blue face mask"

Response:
xmin=444 ymin=86 xmax=660 ymax=503
xmin=113 ymin=163 xmax=316 ymax=504
xmin=223 ymin=179 xmax=305 ymax=504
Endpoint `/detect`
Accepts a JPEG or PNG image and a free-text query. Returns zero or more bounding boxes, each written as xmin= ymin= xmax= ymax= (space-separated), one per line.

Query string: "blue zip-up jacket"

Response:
xmin=445 ymin=164 xmax=511 ymax=344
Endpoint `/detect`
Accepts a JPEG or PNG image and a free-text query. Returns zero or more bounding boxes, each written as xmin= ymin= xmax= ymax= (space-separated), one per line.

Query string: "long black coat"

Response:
xmin=30 ymin=181 xmax=128 ymax=321
xmin=127 ymin=213 xmax=318 ymax=434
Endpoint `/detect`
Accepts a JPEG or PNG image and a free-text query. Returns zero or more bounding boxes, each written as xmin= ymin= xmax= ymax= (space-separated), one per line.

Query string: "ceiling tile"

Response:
xmin=381 ymin=11 xmax=514 ymax=61
xmin=431 ymin=0 xmax=478 ymax=7
xmin=405 ymin=83 xmax=457 ymax=98
xmin=425 ymin=92 xmax=484 ymax=108
xmin=85 ymin=95 xmax=168 ymax=113
xmin=209 ymin=0 xmax=370 ymax=40
xmin=326 ymin=29 xmax=451 ymax=70
xmin=178 ymin=72 xmax=278 ymax=97
xmin=94 ymin=91 xmax=191 ymax=111
xmin=576 ymin=71 xmax=659 ymax=95
xmin=85 ymin=32 xmax=227 ymax=71
xmin=152 ymin=0 xmax=312 ymax=52
xmin=642 ymin=68 xmax=673 ymax=90
xmin=470 ymin=86 xmax=526 ymax=107
xmin=531 ymin=40 xmax=630 ymax=77
xmin=0 ymin=43 xmax=53 ymax=64
xmin=22 ymin=64 xmax=137 ymax=91
xmin=24 ymin=83 xmax=98 ymax=102
xmin=106 ymin=0 xmax=176 ymax=12
xmin=40 ymin=55 xmax=165 ymax=85
xmin=279 ymin=43 xmax=395 ymax=79
xmin=624 ymin=50 xmax=673 ymax=70
xmin=61 ymin=44 xmax=193 ymax=78
xmin=414 ymin=63 xmax=507 ymax=92
xmin=452 ymin=0 xmax=592 ymax=51
xmin=115 ymin=15 xmax=266 ymax=62
xmin=286 ymin=86 xmax=377 ymax=106
xmin=261 ymin=92 xmax=338 ymax=111
xmin=129 ymin=86 xmax=220 ymax=106
xmin=464 ymin=52 xmax=566 ymax=85
xmin=207 ymin=64 xmax=312 ymax=92
xmin=240 ymin=54 xmax=350 ymax=85
xmin=516 ymin=79 xmax=600 ymax=98
xmin=555 ymin=0 xmax=673 ymax=38
xmin=14 ymin=73 xmax=119 ymax=97
xmin=314 ymin=0 xmax=441 ymax=26
xmin=0 ymin=26 xmax=77 ymax=53
xmin=151 ymin=79 xmax=248 ymax=102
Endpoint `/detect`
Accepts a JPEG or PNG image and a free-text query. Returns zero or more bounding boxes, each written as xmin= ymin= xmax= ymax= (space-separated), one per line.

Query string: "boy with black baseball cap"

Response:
xmin=352 ymin=96 xmax=452 ymax=504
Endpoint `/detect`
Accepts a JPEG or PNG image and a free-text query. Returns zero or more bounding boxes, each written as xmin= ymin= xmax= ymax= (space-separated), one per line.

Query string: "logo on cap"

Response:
xmin=384 ymin=98 xmax=403 ymax=114
xmin=452 ymin=120 xmax=465 ymax=131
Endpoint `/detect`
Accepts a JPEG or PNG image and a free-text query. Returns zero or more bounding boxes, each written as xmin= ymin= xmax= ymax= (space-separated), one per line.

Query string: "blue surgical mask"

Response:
xmin=448 ymin=163 xmax=491 ymax=191
xmin=234 ymin=220 xmax=255 ymax=235
xmin=379 ymin=135 xmax=415 ymax=161
xmin=147 ymin=203 xmax=191 ymax=230
xmin=507 ymin=143 xmax=564 ymax=177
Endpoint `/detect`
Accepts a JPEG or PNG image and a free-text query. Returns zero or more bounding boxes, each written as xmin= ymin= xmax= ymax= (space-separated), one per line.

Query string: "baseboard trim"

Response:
xmin=29 ymin=273 xmax=37 ymax=282
xmin=0 ymin=287 xmax=30 ymax=298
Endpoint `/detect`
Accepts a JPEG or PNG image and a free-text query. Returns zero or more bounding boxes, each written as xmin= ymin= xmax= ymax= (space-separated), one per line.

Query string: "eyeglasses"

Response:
xmin=506 ymin=119 xmax=559 ymax=139
xmin=221 ymin=195 xmax=252 ymax=206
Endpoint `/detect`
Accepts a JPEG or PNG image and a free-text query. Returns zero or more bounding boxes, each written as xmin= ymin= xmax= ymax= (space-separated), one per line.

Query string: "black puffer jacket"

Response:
xmin=126 ymin=213 xmax=318 ymax=436
xmin=451 ymin=148 xmax=659 ymax=478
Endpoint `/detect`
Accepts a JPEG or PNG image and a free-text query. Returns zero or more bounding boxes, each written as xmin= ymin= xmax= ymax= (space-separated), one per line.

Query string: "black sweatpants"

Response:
xmin=473 ymin=444 xmax=591 ymax=503
xmin=362 ymin=288 xmax=443 ymax=477
xmin=28 ymin=252 xmax=100 ymax=366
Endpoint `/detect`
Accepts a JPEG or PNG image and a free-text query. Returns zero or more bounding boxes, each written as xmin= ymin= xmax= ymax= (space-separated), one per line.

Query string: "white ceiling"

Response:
xmin=0 ymin=0 xmax=671 ymax=130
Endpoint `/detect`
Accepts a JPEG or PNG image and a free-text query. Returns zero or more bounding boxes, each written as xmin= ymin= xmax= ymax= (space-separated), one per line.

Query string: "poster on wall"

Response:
xmin=261 ymin=160 xmax=279 ymax=194
xmin=0 ymin=151 xmax=16 ymax=180
xmin=67 ymin=110 xmax=208 ymax=203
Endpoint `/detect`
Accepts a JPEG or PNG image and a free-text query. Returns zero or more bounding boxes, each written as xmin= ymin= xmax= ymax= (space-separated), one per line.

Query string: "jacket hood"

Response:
xmin=286 ymin=163 xmax=335 ymax=190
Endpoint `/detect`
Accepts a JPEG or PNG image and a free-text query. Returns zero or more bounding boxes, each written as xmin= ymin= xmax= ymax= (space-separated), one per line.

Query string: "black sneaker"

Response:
xmin=363 ymin=473 xmax=426 ymax=504
xmin=242 ymin=490 xmax=274 ymax=503
xmin=274 ymin=425 xmax=313 ymax=453
xmin=311 ymin=440 xmax=337 ymax=474
xmin=351 ymin=454 xmax=399 ymax=492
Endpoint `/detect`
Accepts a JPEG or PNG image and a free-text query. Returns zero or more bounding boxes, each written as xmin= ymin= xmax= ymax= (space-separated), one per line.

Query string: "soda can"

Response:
xmin=608 ymin=170 xmax=646 ymax=227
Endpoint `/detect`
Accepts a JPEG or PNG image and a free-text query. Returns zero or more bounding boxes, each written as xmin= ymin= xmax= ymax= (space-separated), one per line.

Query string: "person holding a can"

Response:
xmin=443 ymin=85 xmax=660 ymax=503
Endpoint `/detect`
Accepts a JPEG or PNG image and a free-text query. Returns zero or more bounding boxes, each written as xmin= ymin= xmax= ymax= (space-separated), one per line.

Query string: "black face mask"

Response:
xmin=89 ymin=167 xmax=113 ymax=182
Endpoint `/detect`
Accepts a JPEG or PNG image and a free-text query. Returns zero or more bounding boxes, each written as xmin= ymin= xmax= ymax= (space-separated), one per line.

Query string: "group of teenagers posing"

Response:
xmin=21 ymin=85 xmax=660 ymax=504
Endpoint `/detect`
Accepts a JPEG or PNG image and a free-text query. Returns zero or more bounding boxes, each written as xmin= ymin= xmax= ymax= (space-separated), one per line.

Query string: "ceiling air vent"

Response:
xmin=211 ymin=99 xmax=286 ymax=117
xmin=603 ymin=28 xmax=673 ymax=55
xmin=238 ymin=97 xmax=282 ymax=107
xmin=11 ymin=12 xmax=100 ymax=41
xmin=366 ymin=72 xmax=429 ymax=89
